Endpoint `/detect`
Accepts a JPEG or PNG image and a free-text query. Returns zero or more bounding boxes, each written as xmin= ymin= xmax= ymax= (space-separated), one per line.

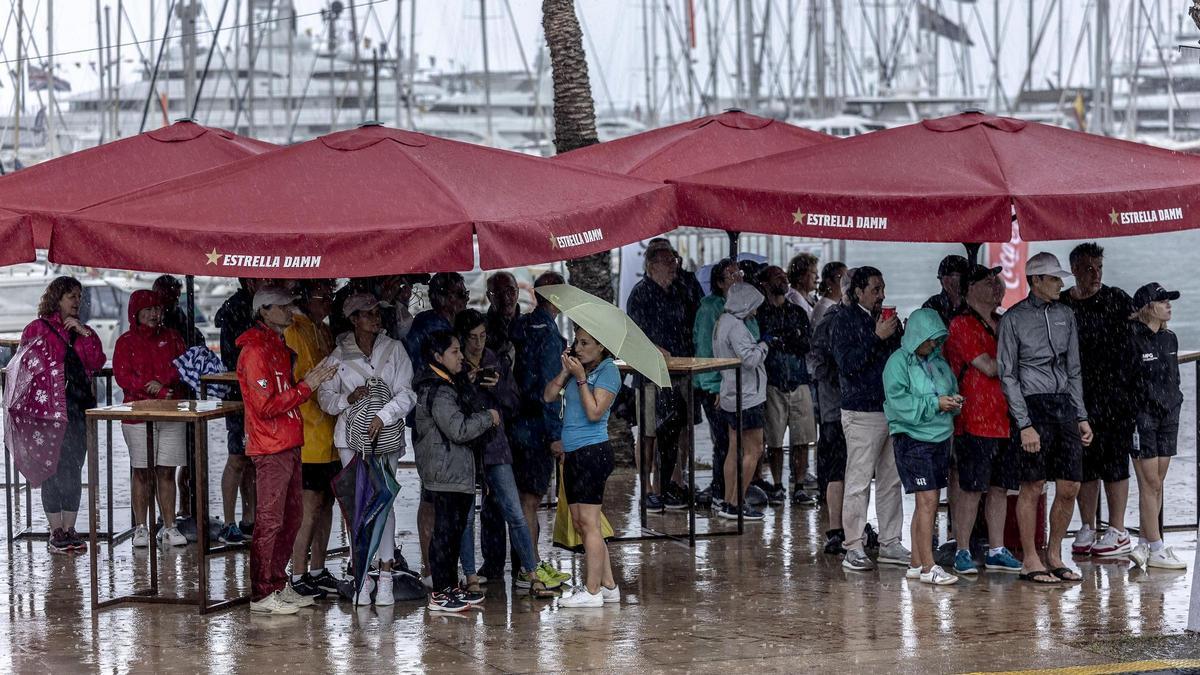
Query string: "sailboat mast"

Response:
xmin=47 ymin=0 xmax=56 ymax=155
xmin=480 ymin=0 xmax=493 ymax=142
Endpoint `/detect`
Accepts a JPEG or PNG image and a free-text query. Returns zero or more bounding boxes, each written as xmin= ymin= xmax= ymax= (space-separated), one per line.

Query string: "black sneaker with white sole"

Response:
xmin=308 ymin=569 xmax=341 ymax=594
xmin=428 ymin=588 xmax=470 ymax=612
xmin=453 ymin=587 xmax=485 ymax=605
xmin=291 ymin=576 xmax=328 ymax=601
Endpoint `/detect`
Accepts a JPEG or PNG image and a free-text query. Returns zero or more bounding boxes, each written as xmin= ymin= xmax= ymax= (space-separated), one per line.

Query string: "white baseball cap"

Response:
xmin=343 ymin=292 xmax=385 ymax=317
xmin=252 ymin=286 xmax=298 ymax=314
xmin=1025 ymin=252 xmax=1071 ymax=279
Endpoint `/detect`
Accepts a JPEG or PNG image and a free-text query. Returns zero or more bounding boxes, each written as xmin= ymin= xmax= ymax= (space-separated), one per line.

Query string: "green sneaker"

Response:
xmin=538 ymin=561 xmax=572 ymax=584
xmin=515 ymin=568 xmax=562 ymax=590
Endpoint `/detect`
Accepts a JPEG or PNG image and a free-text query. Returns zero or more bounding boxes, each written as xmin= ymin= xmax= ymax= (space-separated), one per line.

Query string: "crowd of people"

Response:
xmin=5 ymin=237 xmax=1186 ymax=614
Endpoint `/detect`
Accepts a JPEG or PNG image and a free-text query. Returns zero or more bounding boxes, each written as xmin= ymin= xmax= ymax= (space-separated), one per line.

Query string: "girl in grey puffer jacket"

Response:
xmin=412 ymin=330 xmax=499 ymax=610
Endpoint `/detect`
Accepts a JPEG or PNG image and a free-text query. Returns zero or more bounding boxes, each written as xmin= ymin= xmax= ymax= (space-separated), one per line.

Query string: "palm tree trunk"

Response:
xmin=542 ymin=0 xmax=632 ymax=463
xmin=541 ymin=0 xmax=611 ymax=302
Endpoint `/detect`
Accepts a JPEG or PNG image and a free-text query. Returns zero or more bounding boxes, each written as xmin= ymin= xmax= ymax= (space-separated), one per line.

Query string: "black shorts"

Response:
xmin=954 ymin=434 xmax=1018 ymax=492
xmin=892 ymin=434 xmax=951 ymax=494
xmin=301 ymin=460 xmax=342 ymax=494
xmin=1015 ymin=394 xmax=1083 ymax=483
xmin=816 ymin=420 xmax=847 ymax=488
xmin=563 ymin=441 xmax=614 ymax=505
xmin=1082 ymin=416 xmax=1133 ymax=482
xmin=225 ymin=413 xmax=246 ymax=456
xmin=720 ymin=403 xmax=766 ymax=432
xmin=511 ymin=441 xmax=554 ymax=497
xmin=1134 ymin=407 xmax=1180 ymax=459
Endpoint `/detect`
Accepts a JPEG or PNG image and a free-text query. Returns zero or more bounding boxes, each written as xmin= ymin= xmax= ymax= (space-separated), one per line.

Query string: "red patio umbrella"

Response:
xmin=671 ymin=112 xmax=1200 ymax=243
xmin=0 ymin=120 xmax=275 ymax=248
xmin=49 ymin=124 xmax=676 ymax=278
xmin=0 ymin=209 xmax=33 ymax=267
xmin=554 ymin=109 xmax=834 ymax=181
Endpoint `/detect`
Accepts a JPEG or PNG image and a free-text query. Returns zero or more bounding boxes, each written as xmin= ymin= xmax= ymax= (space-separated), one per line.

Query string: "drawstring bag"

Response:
xmin=346 ymin=376 xmax=405 ymax=455
xmin=552 ymin=464 xmax=614 ymax=552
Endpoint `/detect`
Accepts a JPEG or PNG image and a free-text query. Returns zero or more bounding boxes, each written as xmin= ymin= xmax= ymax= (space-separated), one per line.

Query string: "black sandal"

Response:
xmin=1049 ymin=567 xmax=1082 ymax=582
xmin=1019 ymin=569 xmax=1060 ymax=584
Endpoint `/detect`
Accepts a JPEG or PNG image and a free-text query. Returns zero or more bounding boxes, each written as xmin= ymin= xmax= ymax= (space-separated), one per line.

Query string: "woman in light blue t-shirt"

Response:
xmin=543 ymin=325 xmax=621 ymax=607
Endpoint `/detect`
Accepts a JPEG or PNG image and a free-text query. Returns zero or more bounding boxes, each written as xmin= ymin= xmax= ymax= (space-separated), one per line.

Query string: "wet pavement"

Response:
xmin=1 ymin=377 xmax=1199 ymax=674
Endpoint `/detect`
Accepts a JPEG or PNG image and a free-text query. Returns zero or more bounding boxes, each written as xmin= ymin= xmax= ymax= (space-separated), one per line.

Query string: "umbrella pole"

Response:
xmin=962 ymin=243 xmax=983 ymax=266
xmin=184 ymin=274 xmax=197 ymax=529
xmin=727 ymin=230 xmax=740 ymax=258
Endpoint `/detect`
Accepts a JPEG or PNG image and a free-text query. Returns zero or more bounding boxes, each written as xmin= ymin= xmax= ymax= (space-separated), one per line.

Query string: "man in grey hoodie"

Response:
xmin=713 ymin=282 xmax=770 ymax=522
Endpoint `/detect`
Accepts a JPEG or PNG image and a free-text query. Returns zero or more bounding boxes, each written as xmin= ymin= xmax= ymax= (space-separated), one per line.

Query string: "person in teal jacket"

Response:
xmin=883 ymin=307 xmax=963 ymax=586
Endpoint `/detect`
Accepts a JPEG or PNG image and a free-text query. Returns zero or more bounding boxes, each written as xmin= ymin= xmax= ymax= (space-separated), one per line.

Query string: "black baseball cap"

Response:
xmin=937 ymin=254 xmax=970 ymax=278
xmin=1134 ymin=282 xmax=1180 ymax=309
xmin=964 ymin=264 xmax=1003 ymax=286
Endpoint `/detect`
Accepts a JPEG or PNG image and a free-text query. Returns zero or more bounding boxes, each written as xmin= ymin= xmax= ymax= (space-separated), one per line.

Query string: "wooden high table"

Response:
xmin=613 ymin=357 xmax=744 ymax=547
xmin=85 ymin=399 xmax=245 ymax=614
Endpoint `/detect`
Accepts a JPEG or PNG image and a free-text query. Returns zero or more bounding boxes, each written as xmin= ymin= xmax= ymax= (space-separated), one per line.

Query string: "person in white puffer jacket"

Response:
xmin=317 ymin=292 xmax=416 ymax=606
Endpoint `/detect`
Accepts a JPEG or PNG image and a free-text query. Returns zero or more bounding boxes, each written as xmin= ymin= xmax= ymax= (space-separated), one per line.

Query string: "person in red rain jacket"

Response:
xmin=237 ymin=286 xmax=337 ymax=615
xmin=113 ymin=290 xmax=189 ymax=547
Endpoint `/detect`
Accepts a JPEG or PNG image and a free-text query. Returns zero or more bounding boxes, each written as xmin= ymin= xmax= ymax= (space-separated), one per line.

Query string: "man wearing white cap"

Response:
xmin=997 ymin=252 xmax=1093 ymax=585
xmin=239 ymin=285 xmax=337 ymax=614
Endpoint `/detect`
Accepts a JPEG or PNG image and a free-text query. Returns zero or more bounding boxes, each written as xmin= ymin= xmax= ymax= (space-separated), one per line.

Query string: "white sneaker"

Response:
xmin=131 ymin=524 xmax=150 ymax=548
xmin=920 ymin=565 xmax=958 ymax=586
xmin=559 ymin=588 xmax=604 ymax=608
xmin=599 ymin=584 xmax=620 ymax=603
xmin=1148 ymin=547 xmax=1188 ymax=570
xmin=1129 ymin=543 xmax=1150 ymax=570
xmin=1091 ymin=528 xmax=1133 ymax=557
xmin=251 ymin=591 xmax=300 ymax=615
xmin=355 ymin=576 xmax=376 ymax=606
xmin=906 ymin=566 xmax=922 ymax=580
xmin=279 ymin=584 xmax=316 ymax=608
xmin=375 ymin=574 xmax=395 ymax=606
xmin=1072 ymin=524 xmax=1096 ymax=555
xmin=157 ymin=526 xmax=187 ymax=547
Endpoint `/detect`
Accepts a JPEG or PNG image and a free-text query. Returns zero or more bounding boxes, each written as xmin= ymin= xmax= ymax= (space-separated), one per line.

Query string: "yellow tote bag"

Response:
xmin=551 ymin=464 xmax=614 ymax=552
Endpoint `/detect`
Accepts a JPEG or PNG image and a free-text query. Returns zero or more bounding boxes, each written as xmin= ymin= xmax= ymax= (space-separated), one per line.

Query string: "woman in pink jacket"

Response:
xmin=8 ymin=277 xmax=106 ymax=554
xmin=113 ymin=290 xmax=189 ymax=548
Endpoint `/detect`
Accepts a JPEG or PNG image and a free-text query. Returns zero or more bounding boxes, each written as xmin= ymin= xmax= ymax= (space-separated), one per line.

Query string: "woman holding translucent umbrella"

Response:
xmin=534 ymin=284 xmax=669 ymax=607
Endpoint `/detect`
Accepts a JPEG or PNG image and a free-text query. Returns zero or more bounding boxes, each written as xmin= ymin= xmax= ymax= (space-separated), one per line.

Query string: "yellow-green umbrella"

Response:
xmin=535 ymin=284 xmax=671 ymax=388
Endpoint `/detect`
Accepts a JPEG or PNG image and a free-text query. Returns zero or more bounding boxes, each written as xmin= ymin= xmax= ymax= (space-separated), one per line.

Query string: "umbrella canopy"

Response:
xmin=535 ymin=284 xmax=670 ymax=387
xmin=671 ymin=111 xmax=1200 ymax=243
xmin=554 ymin=109 xmax=834 ymax=181
xmin=0 ymin=209 xmax=33 ymax=267
xmin=331 ymin=454 xmax=400 ymax=596
xmin=0 ymin=120 xmax=275 ymax=248
xmin=49 ymin=124 xmax=676 ymax=278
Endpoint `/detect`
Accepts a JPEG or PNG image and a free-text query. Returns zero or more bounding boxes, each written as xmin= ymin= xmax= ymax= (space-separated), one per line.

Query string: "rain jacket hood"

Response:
xmin=128 ymin=289 xmax=162 ymax=332
xmin=883 ymin=308 xmax=958 ymax=442
xmin=724 ymin=282 xmax=764 ymax=320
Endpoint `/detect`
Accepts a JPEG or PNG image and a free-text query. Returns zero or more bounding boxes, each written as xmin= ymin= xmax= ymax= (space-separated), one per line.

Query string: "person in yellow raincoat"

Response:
xmin=284 ymin=279 xmax=340 ymax=599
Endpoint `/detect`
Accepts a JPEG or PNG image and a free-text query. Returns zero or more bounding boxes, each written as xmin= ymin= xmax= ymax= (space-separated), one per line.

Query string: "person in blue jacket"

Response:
xmin=508 ymin=271 xmax=571 ymax=583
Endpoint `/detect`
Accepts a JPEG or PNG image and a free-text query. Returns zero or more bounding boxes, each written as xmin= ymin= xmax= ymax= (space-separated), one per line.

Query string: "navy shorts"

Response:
xmin=720 ymin=403 xmax=766 ymax=432
xmin=301 ymin=460 xmax=342 ymax=494
xmin=892 ymin=434 xmax=951 ymax=494
xmin=1015 ymin=394 xmax=1083 ymax=483
xmin=1134 ymin=407 xmax=1180 ymax=460
xmin=816 ymin=420 xmax=847 ymax=488
xmin=225 ymin=413 xmax=246 ymax=456
xmin=563 ymin=441 xmax=614 ymax=505
xmin=1082 ymin=416 xmax=1133 ymax=483
xmin=954 ymin=434 xmax=1018 ymax=492
xmin=511 ymin=441 xmax=554 ymax=498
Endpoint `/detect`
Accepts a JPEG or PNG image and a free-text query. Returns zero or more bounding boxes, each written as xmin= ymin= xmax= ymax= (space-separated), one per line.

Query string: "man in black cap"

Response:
xmin=922 ymin=254 xmax=970 ymax=327
xmin=1059 ymin=242 xmax=1139 ymax=559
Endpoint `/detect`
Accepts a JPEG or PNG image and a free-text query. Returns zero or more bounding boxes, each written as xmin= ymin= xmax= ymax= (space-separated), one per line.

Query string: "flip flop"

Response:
xmin=1050 ymin=567 xmax=1082 ymax=582
xmin=1019 ymin=569 xmax=1060 ymax=584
